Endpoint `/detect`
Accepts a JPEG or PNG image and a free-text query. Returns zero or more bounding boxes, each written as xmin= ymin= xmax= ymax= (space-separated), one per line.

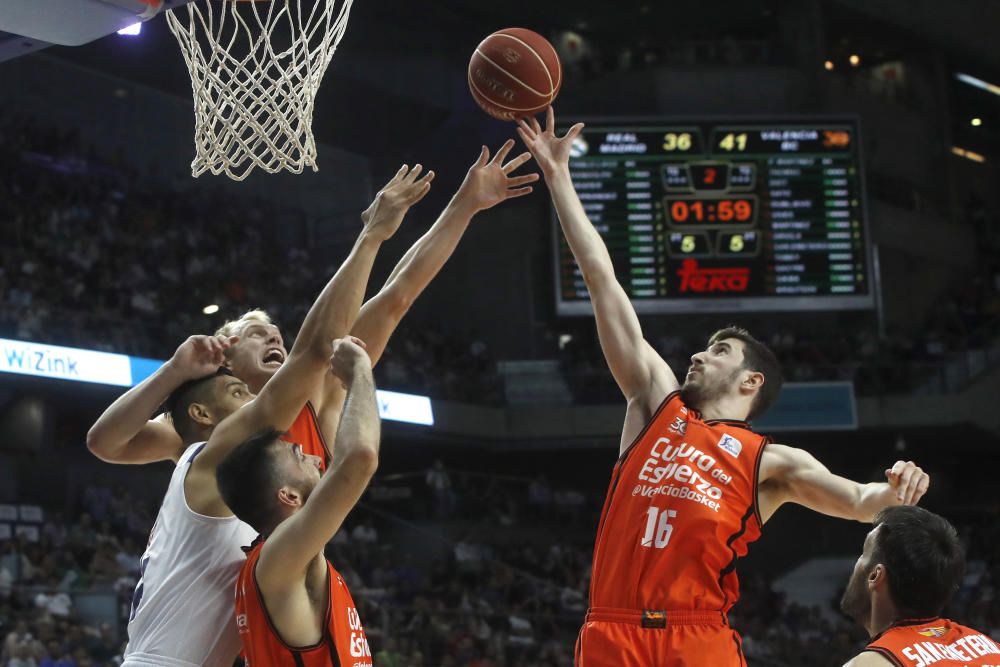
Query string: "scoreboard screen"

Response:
xmin=555 ymin=118 xmax=874 ymax=315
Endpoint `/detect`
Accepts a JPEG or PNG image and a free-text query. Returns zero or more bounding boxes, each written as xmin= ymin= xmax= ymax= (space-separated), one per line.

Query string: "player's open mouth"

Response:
xmin=262 ymin=349 xmax=285 ymax=366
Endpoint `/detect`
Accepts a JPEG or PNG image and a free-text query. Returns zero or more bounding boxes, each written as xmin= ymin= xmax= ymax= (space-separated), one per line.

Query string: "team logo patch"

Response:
xmin=717 ymin=433 xmax=743 ymax=458
xmin=917 ymin=626 xmax=947 ymax=638
xmin=668 ymin=417 xmax=687 ymax=436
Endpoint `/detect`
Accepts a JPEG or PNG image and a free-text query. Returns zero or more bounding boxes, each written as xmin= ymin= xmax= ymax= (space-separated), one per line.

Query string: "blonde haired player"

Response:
xmin=518 ymin=108 xmax=930 ymax=667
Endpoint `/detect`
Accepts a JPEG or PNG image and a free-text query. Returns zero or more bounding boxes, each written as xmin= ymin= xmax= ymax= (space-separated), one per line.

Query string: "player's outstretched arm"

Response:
xmin=313 ymin=142 xmax=536 ymax=432
xmin=758 ymin=444 xmax=930 ymax=524
xmin=843 ymin=652 xmax=894 ymax=666
xmin=258 ymin=338 xmax=380 ymax=588
xmin=86 ymin=335 xmax=234 ymax=464
xmin=349 ymin=139 xmax=537 ymax=367
xmin=518 ymin=108 xmax=678 ymax=409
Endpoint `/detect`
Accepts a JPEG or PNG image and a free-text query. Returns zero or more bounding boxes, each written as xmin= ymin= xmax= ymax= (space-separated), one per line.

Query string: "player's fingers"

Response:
xmin=895 ymin=464 xmax=918 ymax=501
xmin=491 ymin=139 xmax=515 ymax=165
xmin=407 ymin=181 xmax=433 ymax=204
xmin=388 ymin=164 xmax=408 ymax=185
xmin=506 ymin=185 xmax=534 ymax=198
xmin=476 ymin=145 xmax=489 ymax=166
xmin=502 ymin=151 xmax=533 ymax=174
xmin=506 ymin=173 xmax=540 ymax=187
xmin=903 ymin=468 xmax=927 ymax=504
xmin=516 ymin=118 xmax=533 ymax=136
xmin=516 ymin=126 xmax=534 ymax=149
xmin=403 ymin=164 xmax=423 ymax=183
xmin=545 ymin=105 xmax=555 ymax=132
xmin=530 ymin=115 xmax=543 ymax=135
xmin=566 ymin=122 xmax=586 ymax=142
xmin=344 ymin=335 xmax=368 ymax=349
xmin=910 ymin=472 xmax=930 ymax=504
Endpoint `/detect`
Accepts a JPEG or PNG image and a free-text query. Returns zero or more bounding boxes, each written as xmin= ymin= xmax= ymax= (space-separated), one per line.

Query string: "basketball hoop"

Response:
xmin=166 ymin=0 xmax=353 ymax=180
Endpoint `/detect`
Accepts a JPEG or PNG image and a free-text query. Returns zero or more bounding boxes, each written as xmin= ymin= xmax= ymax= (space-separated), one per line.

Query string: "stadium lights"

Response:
xmin=971 ymin=118 xmax=983 ymax=127
xmin=849 ymin=54 xmax=861 ymax=67
xmin=955 ymin=72 xmax=1000 ymax=97
xmin=202 ymin=304 xmax=220 ymax=315
xmin=951 ymin=146 xmax=986 ymax=163
xmin=117 ymin=22 xmax=142 ymax=36
xmin=824 ymin=60 xmax=834 ymax=71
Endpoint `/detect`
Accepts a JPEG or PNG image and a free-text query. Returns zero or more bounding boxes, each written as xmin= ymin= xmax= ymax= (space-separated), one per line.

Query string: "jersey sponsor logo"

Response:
xmin=633 ymin=438 xmax=732 ymax=512
xmin=917 ymin=627 xmax=946 ymax=638
xmin=717 ymin=433 xmax=743 ymax=458
xmin=899 ymin=633 xmax=1000 ymax=666
xmin=668 ymin=417 xmax=687 ymax=435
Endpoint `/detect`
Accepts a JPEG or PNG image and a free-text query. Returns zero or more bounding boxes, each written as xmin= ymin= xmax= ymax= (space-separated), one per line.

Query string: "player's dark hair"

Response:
xmin=215 ymin=427 xmax=288 ymax=534
xmin=164 ymin=368 xmax=234 ymax=444
xmin=871 ymin=506 xmax=965 ymax=618
xmin=708 ymin=326 xmax=783 ymax=419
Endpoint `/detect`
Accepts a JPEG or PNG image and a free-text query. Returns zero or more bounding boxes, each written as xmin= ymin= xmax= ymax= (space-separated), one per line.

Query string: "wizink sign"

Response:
xmin=0 ymin=338 xmax=434 ymax=426
xmin=0 ymin=338 xmax=136 ymax=387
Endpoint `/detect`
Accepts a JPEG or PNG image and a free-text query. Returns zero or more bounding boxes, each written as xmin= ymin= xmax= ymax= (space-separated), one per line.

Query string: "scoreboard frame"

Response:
xmin=553 ymin=115 xmax=879 ymax=317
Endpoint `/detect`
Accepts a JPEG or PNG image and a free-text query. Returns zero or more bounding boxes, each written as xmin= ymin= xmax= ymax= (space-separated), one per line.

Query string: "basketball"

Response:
xmin=468 ymin=28 xmax=562 ymax=121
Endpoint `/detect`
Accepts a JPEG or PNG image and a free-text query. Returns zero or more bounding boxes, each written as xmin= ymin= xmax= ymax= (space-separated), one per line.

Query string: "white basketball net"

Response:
xmin=166 ymin=0 xmax=353 ymax=180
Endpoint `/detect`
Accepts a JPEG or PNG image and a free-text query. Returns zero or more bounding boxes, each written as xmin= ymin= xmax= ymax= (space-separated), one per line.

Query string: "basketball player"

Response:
xmin=840 ymin=506 xmax=1000 ymax=667
xmin=214 ymin=336 xmax=379 ymax=667
xmin=517 ymin=108 xmax=931 ymax=667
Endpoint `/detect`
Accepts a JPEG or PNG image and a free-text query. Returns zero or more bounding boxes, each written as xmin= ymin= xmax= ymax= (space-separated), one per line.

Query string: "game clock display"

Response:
xmin=555 ymin=119 xmax=874 ymax=315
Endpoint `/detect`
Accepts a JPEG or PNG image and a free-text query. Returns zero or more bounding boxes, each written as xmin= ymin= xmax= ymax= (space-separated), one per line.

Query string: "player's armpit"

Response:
xmin=842 ymin=650 xmax=895 ymax=667
xmin=758 ymin=444 xmax=870 ymax=523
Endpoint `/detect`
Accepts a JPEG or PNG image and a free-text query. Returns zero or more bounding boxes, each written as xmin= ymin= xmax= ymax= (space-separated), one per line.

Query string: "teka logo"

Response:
xmin=503 ymin=47 xmax=521 ymax=64
xmin=717 ymin=434 xmax=742 ymax=458
xmin=677 ymin=259 xmax=750 ymax=293
xmin=668 ymin=417 xmax=687 ymax=436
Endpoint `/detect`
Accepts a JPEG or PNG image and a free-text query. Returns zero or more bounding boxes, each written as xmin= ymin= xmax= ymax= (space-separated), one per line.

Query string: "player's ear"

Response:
xmin=276 ymin=486 xmax=303 ymax=509
xmin=742 ymin=370 xmax=764 ymax=393
xmin=188 ymin=402 xmax=213 ymax=428
xmin=868 ymin=563 xmax=886 ymax=591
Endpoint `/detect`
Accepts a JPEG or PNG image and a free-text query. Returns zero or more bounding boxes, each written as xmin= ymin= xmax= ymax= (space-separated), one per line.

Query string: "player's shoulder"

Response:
xmin=842 ymin=651 xmax=896 ymax=667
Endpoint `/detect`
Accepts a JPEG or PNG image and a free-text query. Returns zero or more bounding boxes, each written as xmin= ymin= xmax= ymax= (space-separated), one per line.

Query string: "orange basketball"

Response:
xmin=468 ymin=28 xmax=562 ymax=121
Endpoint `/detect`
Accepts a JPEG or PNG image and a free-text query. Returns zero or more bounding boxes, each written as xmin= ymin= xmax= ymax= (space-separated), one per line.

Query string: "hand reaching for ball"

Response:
xmin=517 ymin=107 xmax=585 ymax=177
xmin=455 ymin=139 xmax=539 ymax=212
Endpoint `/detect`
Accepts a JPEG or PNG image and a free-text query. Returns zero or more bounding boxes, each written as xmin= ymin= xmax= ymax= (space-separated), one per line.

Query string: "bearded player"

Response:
xmin=215 ymin=336 xmax=380 ymax=666
xmin=840 ymin=506 xmax=1000 ymax=667
xmin=518 ymin=108 xmax=931 ymax=667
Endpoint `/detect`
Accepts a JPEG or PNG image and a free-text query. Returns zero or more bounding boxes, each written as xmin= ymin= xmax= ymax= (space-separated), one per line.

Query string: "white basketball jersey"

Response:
xmin=122 ymin=441 xmax=257 ymax=667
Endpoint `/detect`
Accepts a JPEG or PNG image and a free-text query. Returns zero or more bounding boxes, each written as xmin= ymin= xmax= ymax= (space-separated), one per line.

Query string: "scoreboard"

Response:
xmin=555 ymin=118 xmax=874 ymax=315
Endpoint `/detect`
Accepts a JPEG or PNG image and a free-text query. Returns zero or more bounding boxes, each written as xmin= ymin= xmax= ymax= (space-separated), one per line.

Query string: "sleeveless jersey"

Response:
xmin=287 ymin=402 xmax=331 ymax=471
xmin=123 ymin=442 xmax=257 ymax=667
xmin=590 ymin=391 xmax=769 ymax=614
xmin=864 ymin=618 xmax=1000 ymax=667
xmin=235 ymin=541 xmax=372 ymax=667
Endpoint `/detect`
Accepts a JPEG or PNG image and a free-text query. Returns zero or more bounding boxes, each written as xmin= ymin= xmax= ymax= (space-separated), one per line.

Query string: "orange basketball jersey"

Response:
xmin=235 ymin=540 xmax=372 ymax=667
xmin=590 ymin=391 xmax=769 ymax=614
xmin=864 ymin=618 xmax=1000 ymax=666
xmin=286 ymin=402 xmax=331 ymax=471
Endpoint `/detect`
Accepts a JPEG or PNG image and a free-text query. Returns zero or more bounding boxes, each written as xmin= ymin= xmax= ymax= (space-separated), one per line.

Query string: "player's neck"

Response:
xmin=696 ymin=396 xmax=751 ymax=423
xmin=867 ymin=596 xmax=902 ymax=638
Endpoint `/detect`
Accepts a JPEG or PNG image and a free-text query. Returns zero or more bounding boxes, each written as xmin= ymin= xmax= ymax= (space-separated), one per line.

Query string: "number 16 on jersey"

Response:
xmin=641 ymin=507 xmax=678 ymax=549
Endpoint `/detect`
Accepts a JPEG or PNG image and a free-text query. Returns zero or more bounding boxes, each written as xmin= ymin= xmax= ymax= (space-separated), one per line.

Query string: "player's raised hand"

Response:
xmin=455 ymin=139 xmax=539 ymax=212
xmin=884 ymin=460 xmax=930 ymax=505
xmin=328 ymin=336 xmax=372 ymax=387
xmin=516 ymin=106 xmax=585 ymax=176
xmin=166 ymin=335 xmax=236 ymax=381
xmin=361 ymin=164 xmax=436 ymax=241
